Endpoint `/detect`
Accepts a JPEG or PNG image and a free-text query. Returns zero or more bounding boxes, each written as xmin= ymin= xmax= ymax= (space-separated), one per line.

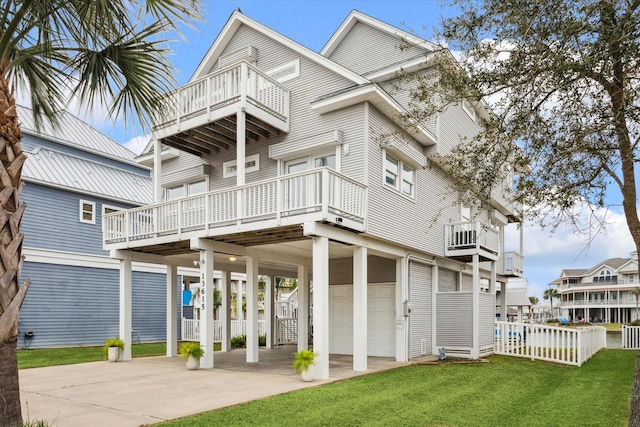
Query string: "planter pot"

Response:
xmin=107 ymin=347 xmax=120 ymax=362
xmin=186 ymin=355 xmax=199 ymax=370
xmin=301 ymin=364 xmax=315 ymax=382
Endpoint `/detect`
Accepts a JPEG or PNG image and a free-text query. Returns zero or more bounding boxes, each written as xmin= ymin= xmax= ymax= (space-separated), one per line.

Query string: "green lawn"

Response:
xmin=156 ymin=349 xmax=636 ymax=427
xmin=17 ymin=342 xmax=167 ymax=369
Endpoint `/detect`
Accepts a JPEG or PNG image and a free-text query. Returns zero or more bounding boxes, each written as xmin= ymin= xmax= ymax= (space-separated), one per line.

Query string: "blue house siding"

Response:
xmin=22 ymin=183 xmax=135 ymax=256
xmin=18 ymin=262 xmax=181 ymax=349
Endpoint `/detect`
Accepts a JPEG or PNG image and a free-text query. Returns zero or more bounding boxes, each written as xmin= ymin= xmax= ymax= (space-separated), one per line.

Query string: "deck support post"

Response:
xmin=199 ymin=249 xmax=215 ymax=368
xmin=246 ymin=255 xmax=259 ymax=363
xmin=297 ymin=265 xmax=309 ymax=351
xmin=264 ymin=275 xmax=273 ymax=348
xmin=471 ymin=254 xmax=480 ymax=359
xmin=395 ymin=257 xmax=408 ymax=362
xmin=119 ymin=257 xmax=133 ymax=361
xmin=313 ymin=236 xmax=330 ymax=379
xmin=221 ymin=270 xmax=231 ymax=352
xmin=166 ymin=264 xmax=178 ymax=357
xmin=353 ymin=246 xmax=367 ymax=371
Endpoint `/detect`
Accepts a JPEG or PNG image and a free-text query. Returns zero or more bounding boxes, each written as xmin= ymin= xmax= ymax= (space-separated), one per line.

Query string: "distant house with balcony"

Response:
xmin=103 ymin=10 xmax=524 ymax=378
xmin=16 ymin=104 xmax=200 ymax=348
xmin=554 ymin=251 xmax=640 ymax=324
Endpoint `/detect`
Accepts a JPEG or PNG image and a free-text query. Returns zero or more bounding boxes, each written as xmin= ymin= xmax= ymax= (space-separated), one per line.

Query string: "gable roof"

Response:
xmin=321 ymin=10 xmax=437 ymax=58
xmin=17 ymin=105 xmax=137 ymax=164
xmin=584 ymin=258 xmax=630 ymax=276
xmin=191 ymin=11 xmax=368 ymax=85
xmin=24 ymin=147 xmax=152 ymax=205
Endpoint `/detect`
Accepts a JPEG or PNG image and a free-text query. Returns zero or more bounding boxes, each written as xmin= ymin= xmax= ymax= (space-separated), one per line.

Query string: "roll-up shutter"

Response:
xmin=409 ymin=261 xmax=432 ymax=358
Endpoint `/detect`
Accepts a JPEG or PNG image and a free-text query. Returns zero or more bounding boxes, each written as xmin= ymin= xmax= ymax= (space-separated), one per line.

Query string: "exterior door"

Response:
xmin=283 ymin=153 xmax=336 ymax=211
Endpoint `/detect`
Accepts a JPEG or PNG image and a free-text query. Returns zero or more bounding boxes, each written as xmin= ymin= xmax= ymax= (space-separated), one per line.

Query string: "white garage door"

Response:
xmin=329 ymin=283 xmax=395 ymax=357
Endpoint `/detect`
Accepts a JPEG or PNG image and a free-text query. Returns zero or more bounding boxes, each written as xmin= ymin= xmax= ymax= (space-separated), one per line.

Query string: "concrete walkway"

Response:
xmin=20 ymin=346 xmax=411 ymax=426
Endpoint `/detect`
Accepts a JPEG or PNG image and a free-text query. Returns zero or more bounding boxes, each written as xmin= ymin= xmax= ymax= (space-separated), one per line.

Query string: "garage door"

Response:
xmin=329 ymin=284 xmax=395 ymax=357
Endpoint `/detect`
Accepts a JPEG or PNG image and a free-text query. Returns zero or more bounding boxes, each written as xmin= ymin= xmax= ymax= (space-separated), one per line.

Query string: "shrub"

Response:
xmin=179 ymin=342 xmax=204 ymax=359
xmin=629 ymin=319 xmax=640 ymax=326
xmin=259 ymin=334 xmax=267 ymax=347
xmin=103 ymin=337 xmax=124 ymax=357
xmin=231 ymin=335 xmax=246 ymax=348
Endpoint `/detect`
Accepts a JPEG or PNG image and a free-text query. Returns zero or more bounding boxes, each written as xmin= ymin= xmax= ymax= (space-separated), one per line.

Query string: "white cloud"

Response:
xmin=505 ymin=204 xmax=636 ymax=301
xmin=122 ymin=134 xmax=150 ymax=155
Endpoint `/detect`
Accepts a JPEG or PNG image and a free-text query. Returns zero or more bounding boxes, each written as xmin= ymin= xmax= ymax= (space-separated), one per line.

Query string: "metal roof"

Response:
xmin=24 ymin=147 xmax=152 ymax=205
xmin=17 ymin=104 xmax=137 ymax=163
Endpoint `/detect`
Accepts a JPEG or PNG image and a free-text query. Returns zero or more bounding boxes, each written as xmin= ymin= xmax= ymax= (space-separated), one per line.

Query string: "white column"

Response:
xmin=500 ymin=281 xmax=507 ymax=321
xmin=265 ymin=275 xmax=273 ymax=348
xmin=237 ymin=280 xmax=243 ymax=321
xmin=471 ymin=254 xmax=480 ymax=359
xmin=297 ymin=265 xmax=309 ymax=351
xmin=517 ymin=306 xmax=523 ymax=322
xmin=236 ymin=68 xmax=247 ymax=219
xmin=199 ymin=249 xmax=214 ymax=369
xmin=166 ymin=264 xmax=178 ymax=357
xmin=490 ymin=262 xmax=497 ymax=294
xmin=246 ymin=255 xmax=259 ymax=363
xmin=119 ymin=257 xmax=133 ymax=361
xmin=221 ymin=270 xmax=231 ymax=352
xmin=431 ymin=265 xmax=438 ymax=355
xmin=153 ymin=139 xmax=162 ymax=203
xmin=353 ymin=246 xmax=367 ymax=371
xmin=313 ymin=236 xmax=330 ymax=379
xmin=395 ymin=257 xmax=408 ymax=362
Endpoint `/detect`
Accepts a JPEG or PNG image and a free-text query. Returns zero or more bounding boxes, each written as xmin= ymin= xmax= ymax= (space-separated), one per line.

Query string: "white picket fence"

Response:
xmin=622 ymin=325 xmax=640 ymax=349
xmin=181 ymin=318 xmax=267 ymax=342
xmin=494 ymin=321 xmax=606 ymax=366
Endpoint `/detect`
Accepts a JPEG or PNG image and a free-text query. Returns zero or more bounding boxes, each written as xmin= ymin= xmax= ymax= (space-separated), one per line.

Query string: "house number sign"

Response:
xmin=200 ymin=273 xmax=206 ymax=310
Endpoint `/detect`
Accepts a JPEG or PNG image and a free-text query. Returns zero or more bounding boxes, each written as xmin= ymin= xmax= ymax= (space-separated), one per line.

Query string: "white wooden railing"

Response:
xmin=155 ymin=61 xmax=289 ymax=130
xmin=445 ymin=221 xmax=499 ymax=255
xmin=181 ymin=318 xmax=267 ymax=342
xmin=623 ymin=325 xmax=640 ymax=349
xmin=494 ymin=321 xmax=606 ymax=366
xmin=275 ymin=317 xmax=298 ymax=345
xmin=504 ymin=251 xmax=524 ymax=275
xmin=104 ymin=168 xmax=367 ymax=245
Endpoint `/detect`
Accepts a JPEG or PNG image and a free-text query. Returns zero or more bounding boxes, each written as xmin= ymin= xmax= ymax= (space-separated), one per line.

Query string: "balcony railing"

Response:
xmin=445 ymin=220 xmax=500 ymax=258
xmin=103 ymin=168 xmax=366 ymax=246
xmin=504 ymin=251 xmax=524 ymax=276
xmin=154 ymin=61 xmax=290 ymax=135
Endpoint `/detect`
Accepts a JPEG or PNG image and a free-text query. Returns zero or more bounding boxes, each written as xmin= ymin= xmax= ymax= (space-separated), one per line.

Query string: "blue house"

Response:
xmin=17 ymin=105 xmax=196 ymax=349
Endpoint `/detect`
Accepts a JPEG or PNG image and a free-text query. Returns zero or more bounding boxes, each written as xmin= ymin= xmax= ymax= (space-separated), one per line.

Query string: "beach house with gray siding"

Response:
xmin=103 ymin=10 xmax=524 ymax=377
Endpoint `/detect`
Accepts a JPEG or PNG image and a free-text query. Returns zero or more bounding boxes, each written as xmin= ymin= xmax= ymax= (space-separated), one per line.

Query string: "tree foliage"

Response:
xmin=405 ymin=0 xmax=640 ymax=251
xmin=0 ymin=1 xmax=202 ymax=425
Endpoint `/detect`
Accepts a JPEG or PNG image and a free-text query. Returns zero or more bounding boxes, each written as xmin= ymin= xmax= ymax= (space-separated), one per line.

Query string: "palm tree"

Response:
xmin=0 ymin=2 xmax=201 ymax=425
xmin=528 ymin=296 xmax=539 ymax=305
xmin=630 ymin=288 xmax=640 ymax=321
xmin=543 ymin=288 xmax=560 ymax=319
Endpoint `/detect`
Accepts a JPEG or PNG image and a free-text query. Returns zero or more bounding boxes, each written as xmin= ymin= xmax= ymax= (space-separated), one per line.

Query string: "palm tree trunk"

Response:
xmin=0 ymin=69 xmax=31 ymax=427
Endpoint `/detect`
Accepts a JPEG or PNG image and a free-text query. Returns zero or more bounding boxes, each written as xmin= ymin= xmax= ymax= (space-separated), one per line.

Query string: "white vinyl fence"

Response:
xmin=622 ymin=325 xmax=640 ymax=349
xmin=494 ymin=321 xmax=606 ymax=366
xmin=181 ymin=318 xmax=267 ymax=342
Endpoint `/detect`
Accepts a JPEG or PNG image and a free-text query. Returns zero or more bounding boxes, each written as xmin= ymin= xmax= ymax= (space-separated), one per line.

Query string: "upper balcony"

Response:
xmin=503 ymin=251 xmax=524 ymax=277
xmin=445 ymin=221 xmax=500 ymax=263
xmin=103 ymin=168 xmax=367 ymax=251
xmin=153 ymin=61 xmax=290 ymax=154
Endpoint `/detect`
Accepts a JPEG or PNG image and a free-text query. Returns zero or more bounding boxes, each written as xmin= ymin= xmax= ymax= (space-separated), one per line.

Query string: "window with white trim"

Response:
xmin=79 ymin=200 xmax=96 ymax=224
xmin=103 ymin=205 xmax=121 ymax=215
xmin=164 ymin=178 xmax=208 ymax=201
xmin=462 ymin=99 xmax=476 ymax=122
xmin=223 ymin=154 xmax=260 ymax=179
xmin=267 ymin=59 xmax=300 ymax=83
xmin=383 ymin=151 xmax=415 ymax=197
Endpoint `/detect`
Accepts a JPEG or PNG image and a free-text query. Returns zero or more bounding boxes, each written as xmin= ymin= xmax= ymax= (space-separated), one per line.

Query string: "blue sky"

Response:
xmin=85 ymin=0 xmax=636 ymax=302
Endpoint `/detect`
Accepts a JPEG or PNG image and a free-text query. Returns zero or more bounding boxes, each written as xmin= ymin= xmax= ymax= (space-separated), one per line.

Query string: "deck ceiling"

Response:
xmin=131 ymin=225 xmax=307 ymax=257
xmin=160 ymin=113 xmax=282 ymax=157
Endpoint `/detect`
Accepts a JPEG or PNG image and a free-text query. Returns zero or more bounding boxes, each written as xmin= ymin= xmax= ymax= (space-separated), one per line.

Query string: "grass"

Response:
xmin=156 ymin=349 xmax=636 ymax=427
xmin=17 ymin=342 xmax=167 ymax=369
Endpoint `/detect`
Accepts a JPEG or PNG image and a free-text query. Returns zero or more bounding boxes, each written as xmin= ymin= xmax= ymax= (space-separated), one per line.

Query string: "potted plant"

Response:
xmin=104 ymin=337 xmax=124 ymax=362
xmin=179 ymin=342 xmax=204 ymax=370
xmin=293 ymin=349 xmax=317 ymax=381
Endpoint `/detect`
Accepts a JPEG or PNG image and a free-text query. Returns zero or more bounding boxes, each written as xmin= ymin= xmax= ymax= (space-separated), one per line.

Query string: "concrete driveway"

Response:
xmin=20 ymin=346 xmax=408 ymax=426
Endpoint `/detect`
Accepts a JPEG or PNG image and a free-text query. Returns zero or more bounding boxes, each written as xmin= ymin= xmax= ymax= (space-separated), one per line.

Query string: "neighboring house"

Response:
xmin=16 ymin=105 xmax=198 ymax=349
xmin=495 ymin=278 xmax=531 ymax=321
xmin=554 ymin=251 xmax=640 ymax=323
xmin=103 ymin=10 xmax=524 ymax=378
